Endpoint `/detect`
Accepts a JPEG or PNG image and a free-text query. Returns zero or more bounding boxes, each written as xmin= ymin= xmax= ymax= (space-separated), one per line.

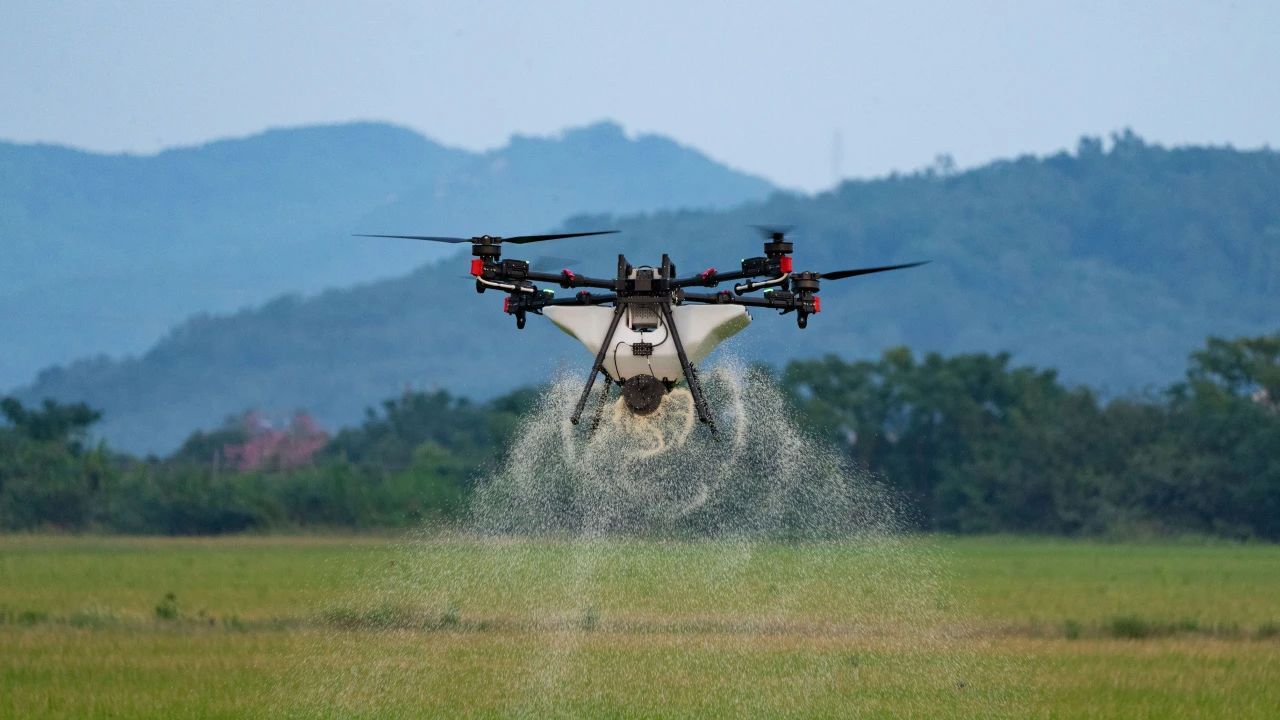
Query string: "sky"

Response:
xmin=2 ymin=0 xmax=1277 ymax=192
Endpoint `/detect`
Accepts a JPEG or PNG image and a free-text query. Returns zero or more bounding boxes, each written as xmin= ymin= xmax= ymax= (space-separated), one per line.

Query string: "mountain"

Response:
xmin=17 ymin=132 xmax=1280 ymax=454
xmin=0 ymin=121 xmax=775 ymax=389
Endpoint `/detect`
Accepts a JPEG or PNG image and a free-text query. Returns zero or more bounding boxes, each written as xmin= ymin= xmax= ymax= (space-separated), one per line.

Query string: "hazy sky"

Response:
xmin=3 ymin=0 xmax=1277 ymax=191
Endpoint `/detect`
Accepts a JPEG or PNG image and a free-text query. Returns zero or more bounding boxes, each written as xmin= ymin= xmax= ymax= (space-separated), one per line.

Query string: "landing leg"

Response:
xmin=570 ymin=304 xmax=626 ymax=425
xmin=659 ymin=302 xmax=716 ymax=432
xmin=588 ymin=376 xmax=614 ymax=437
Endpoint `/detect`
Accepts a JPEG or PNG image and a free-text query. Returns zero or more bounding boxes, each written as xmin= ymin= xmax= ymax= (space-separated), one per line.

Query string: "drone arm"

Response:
xmin=504 ymin=290 xmax=617 ymax=320
xmin=537 ymin=291 xmax=618 ymax=307
xmin=681 ymin=290 xmax=783 ymax=308
xmin=680 ymin=290 xmax=818 ymax=314
xmin=523 ymin=270 xmax=616 ymax=291
xmin=672 ymin=254 xmax=793 ymax=291
xmin=671 ymin=268 xmax=762 ymax=289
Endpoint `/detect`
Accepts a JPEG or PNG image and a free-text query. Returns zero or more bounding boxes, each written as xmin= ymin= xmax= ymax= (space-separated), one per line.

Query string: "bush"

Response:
xmin=154 ymin=592 xmax=180 ymax=621
xmin=1107 ymin=615 xmax=1155 ymax=639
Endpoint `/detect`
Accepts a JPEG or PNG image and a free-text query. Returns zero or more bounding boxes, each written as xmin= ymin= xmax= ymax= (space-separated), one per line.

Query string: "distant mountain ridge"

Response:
xmin=0 ymin=121 xmax=775 ymax=388
xmin=16 ymin=133 xmax=1280 ymax=454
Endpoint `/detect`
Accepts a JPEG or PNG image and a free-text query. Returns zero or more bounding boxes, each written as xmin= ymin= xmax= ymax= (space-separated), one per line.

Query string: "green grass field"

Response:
xmin=2 ymin=534 xmax=1277 ymax=718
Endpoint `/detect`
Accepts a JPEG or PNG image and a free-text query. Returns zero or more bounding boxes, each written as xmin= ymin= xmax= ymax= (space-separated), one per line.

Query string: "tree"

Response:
xmin=0 ymin=398 xmax=109 ymax=530
xmin=1165 ymin=333 xmax=1280 ymax=537
xmin=1 ymin=397 xmax=101 ymax=449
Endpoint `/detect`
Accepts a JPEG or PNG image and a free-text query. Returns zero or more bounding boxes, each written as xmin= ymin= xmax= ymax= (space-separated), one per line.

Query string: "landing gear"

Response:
xmin=659 ymin=302 xmax=715 ymax=432
xmin=589 ymin=376 xmax=614 ymax=437
xmin=570 ymin=304 xmax=626 ymax=425
xmin=568 ymin=298 xmax=716 ymax=433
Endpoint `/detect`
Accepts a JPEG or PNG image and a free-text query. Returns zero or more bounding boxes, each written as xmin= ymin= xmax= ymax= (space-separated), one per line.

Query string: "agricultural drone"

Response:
xmin=357 ymin=227 xmax=927 ymax=433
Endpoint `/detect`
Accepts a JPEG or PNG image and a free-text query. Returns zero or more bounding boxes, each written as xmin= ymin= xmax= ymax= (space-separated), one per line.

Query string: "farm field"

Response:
xmin=1 ymin=534 xmax=1278 ymax=718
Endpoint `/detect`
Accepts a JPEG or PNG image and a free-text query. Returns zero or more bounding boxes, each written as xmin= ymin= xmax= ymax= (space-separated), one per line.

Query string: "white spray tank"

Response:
xmin=542 ymin=304 xmax=750 ymax=384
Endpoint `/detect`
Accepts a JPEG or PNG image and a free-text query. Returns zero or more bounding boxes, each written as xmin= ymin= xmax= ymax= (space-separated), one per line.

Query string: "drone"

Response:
xmin=358 ymin=227 xmax=927 ymax=433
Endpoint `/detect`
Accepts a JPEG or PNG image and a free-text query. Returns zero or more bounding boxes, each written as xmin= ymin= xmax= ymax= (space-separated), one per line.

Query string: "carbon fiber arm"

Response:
xmin=679 ymin=290 xmax=816 ymax=313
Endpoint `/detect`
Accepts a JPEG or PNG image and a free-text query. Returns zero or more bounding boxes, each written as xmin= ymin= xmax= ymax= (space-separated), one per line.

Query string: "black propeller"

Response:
xmin=505 ymin=231 xmax=617 ymax=245
xmin=355 ymin=234 xmax=472 ymax=243
xmin=750 ymin=224 xmax=795 ymax=241
xmin=354 ymin=230 xmax=617 ymax=245
xmin=817 ymin=261 xmax=930 ymax=280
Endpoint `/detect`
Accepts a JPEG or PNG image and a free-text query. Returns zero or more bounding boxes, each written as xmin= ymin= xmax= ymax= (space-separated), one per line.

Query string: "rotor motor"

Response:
xmin=472 ymin=237 xmax=502 ymax=260
xmin=789 ymin=271 xmax=821 ymax=293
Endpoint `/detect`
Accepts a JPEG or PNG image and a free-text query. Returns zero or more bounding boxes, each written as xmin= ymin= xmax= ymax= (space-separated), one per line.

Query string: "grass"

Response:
xmin=1 ymin=534 xmax=1277 ymax=718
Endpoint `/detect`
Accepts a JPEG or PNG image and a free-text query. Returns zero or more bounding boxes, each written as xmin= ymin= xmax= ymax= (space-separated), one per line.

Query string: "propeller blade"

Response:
xmin=750 ymin=224 xmax=795 ymax=239
xmin=819 ymin=261 xmax=930 ymax=280
xmin=531 ymin=256 xmax=580 ymax=272
xmin=353 ymin=234 xmax=472 ymax=243
xmin=355 ymin=230 xmax=616 ymax=245
xmin=504 ymin=230 xmax=618 ymax=244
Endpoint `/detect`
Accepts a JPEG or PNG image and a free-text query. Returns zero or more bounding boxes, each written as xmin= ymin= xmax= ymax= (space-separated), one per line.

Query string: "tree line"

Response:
xmin=1 ymin=333 xmax=1276 ymax=538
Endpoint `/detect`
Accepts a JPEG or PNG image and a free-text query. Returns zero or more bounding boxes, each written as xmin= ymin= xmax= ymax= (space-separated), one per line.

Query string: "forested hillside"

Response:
xmin=18 ymin=132 xmax=1280 ymax=453
xmin=0 ymin=121 xmax=774 ymax=388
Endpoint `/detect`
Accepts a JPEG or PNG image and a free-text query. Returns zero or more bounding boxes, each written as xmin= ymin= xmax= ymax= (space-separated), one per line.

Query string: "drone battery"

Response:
xmin=631 ymin=342 xmax=654 ymax=357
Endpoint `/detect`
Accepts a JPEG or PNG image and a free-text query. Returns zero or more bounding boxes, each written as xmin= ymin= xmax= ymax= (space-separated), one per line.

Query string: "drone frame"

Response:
xmin=359 ymin=228 xmax=927 ymax=435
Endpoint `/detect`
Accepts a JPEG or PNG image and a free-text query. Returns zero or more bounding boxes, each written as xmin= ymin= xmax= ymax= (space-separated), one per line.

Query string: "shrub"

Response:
xmin=16 ymin=609 xmax=49 ymax=626
xmin=1107 ymin=615 xmax=1154 ymax=639
xmin=154 ymin=592 xmax=179 ymax=621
